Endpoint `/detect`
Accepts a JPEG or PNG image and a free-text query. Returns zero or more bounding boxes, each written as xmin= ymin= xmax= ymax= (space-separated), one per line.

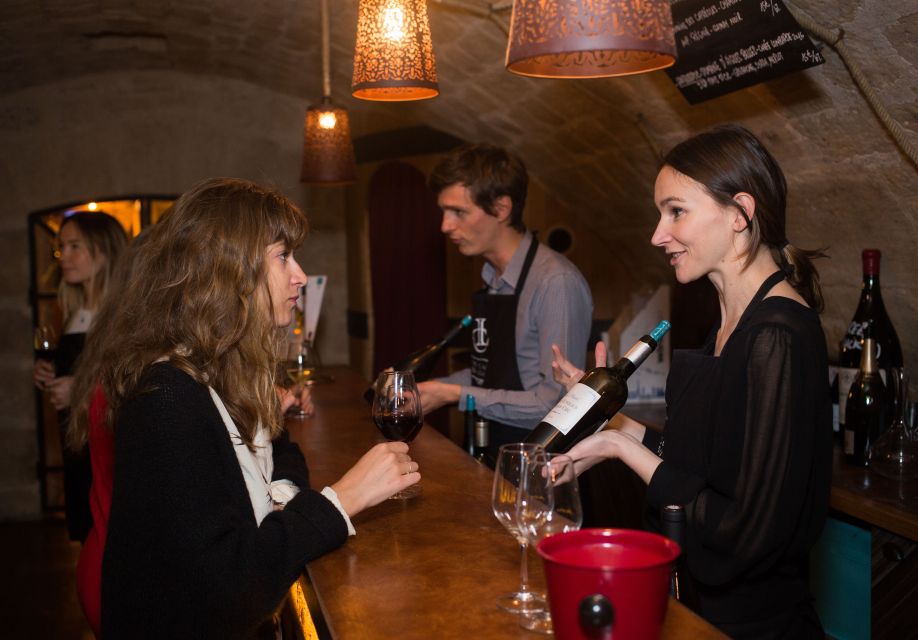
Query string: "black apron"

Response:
xmin=470 ymin=235 xmax=539 ymax=465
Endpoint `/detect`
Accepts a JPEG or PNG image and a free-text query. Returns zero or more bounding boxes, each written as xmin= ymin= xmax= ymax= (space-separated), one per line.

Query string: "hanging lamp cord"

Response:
xmin=776 ymin=3 xmax=917 ymax=169
xmin=321 ymin=0 xmax=331 ymax=98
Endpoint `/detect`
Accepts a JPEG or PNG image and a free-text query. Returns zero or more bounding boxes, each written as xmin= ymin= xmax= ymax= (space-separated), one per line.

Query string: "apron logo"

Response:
xmin=472 ymin=317 xmax=489 ymax=354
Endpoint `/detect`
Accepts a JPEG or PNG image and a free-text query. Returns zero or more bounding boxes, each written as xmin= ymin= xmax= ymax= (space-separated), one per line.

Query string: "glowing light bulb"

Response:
xmin=318 ymin=111 xmax=337 ymax=130
xmin=87 ymin=202 xmax=98 ymax=211
xmin=382 ymin=5 xmax=406 ymax=41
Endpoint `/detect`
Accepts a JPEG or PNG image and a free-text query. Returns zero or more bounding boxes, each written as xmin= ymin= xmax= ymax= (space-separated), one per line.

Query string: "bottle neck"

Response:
xmin=613 ymin=337 xmax=656 ymax=377
xmin=860 ymin=338 xmax=879 ymax=374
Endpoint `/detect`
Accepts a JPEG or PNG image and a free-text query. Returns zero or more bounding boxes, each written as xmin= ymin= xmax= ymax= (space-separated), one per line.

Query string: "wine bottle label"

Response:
xmin=837 ymin=367 xmax=859 ymax=426
xmin=843 ymin=428 xmax=854 ymax=455
xmin=542 ymin=383 xmax=601 ymax=435
xmin=841 ymin=320 xmax=868 ymax=352
xmin=623 ymin=340 xmax=653 ymax=366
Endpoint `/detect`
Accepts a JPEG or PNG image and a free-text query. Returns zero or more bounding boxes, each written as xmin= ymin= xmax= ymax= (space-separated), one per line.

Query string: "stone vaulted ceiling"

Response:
xmin=1 ymin=0 xmax=916 ymax=292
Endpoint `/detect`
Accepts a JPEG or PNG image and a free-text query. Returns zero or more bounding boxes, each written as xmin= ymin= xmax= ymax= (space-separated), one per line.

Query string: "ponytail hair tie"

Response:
xmin=778 ymin=240 xmax=794 ymax=277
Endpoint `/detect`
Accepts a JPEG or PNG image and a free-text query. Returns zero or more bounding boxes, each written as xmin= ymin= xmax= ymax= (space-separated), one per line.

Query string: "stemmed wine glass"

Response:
xmin=34 ymin=326 xmax=58 ymax=362
xmin=491 ymin=443 xmax=547 ymax=614
xmin=517 ymin=452 xmax=583 ymax=633
xmin=372 ymin=370 xmax=423 ymax=499
xmin=282 ymin=340 xmax=317 ymax=418
xmin=869 ymin=368 xmax=918 ymax=483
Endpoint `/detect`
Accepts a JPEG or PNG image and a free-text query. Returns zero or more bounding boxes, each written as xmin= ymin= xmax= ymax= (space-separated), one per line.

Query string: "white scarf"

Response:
xmin=209 ymin=387 xmax=274 ymax=525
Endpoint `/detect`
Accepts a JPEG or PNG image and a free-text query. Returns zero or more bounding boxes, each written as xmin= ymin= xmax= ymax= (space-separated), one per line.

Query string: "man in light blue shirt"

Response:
xmin=418 ymin=144 xmax=593 ymax=458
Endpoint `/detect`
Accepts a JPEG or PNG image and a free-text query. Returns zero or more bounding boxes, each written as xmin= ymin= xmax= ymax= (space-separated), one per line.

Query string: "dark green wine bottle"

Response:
xmin=363 ymin=315 xmax=472 ymax=403
xmin=525 ymin=321 xmax=671 ymax=453
xmin=844 ymin=337 xmax=888 ymax=467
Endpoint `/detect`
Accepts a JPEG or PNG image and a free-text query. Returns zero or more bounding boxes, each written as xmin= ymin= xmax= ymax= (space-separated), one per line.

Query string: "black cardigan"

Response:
xmin=102 ymin=363 xmax=348 ymax=639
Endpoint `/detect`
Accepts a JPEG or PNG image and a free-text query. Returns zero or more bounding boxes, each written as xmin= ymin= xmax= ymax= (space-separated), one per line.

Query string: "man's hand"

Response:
xmin=417 ymin=380 xmax=461 ymax=414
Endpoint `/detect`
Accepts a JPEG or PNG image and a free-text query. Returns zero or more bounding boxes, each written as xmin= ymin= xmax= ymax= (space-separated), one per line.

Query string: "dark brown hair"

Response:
xmin=662 ymin=124 xmax=827 ymax=312
xmin=429 ymin=143 xmax=528 ymax=232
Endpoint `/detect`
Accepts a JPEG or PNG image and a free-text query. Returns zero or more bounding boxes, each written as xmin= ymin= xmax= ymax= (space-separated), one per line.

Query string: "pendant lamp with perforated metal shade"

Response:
xmin=302 ymin=0 xmax=356 ymax=184
xmin=352 ymin=0 xmax=439 ymax=101
xmin=506 ymin=0 xmax=677 ymax=78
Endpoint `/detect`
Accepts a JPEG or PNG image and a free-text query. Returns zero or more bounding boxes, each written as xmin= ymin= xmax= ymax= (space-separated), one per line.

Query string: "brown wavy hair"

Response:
xmin=69 ymin=178 xmax=308 ymax=450
xmin=662 ymin=124 xmax=827 ymax=312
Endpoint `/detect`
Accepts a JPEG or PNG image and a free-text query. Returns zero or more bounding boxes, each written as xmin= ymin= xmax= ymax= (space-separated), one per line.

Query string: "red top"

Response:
xmin=76 ymin=386 xmax=114 ymax=637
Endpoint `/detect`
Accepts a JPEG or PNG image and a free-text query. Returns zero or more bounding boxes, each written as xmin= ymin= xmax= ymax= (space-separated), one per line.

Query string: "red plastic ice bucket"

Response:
xmin=536 ymin=528 xmax=680 ymax=640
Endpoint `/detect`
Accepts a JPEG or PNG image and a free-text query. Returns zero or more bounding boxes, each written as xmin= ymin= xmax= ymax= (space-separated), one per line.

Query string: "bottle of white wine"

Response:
xmin=363 ymin=315 xmax=473 ymax=403
xmin=525 ymin=321 xmax=671 ymax=453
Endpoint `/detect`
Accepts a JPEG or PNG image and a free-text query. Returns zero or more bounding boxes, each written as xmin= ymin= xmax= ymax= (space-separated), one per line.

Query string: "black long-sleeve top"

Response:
xmin=643 ymin=293 xmax=832 ymax=637
xmin=102 ymin=363 xmax=348 ymax=639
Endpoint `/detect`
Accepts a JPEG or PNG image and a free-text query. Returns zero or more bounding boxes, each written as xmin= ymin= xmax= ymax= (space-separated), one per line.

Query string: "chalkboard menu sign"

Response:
xmin=666 ymin=0 xmax=824 ymax=104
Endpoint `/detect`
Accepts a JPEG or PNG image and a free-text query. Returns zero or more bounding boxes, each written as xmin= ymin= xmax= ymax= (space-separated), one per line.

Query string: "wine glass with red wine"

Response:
xmin=372 ymin=370 xmax=423 ymax=499
xmin=34 ymin=326 xmax=58 ymax=362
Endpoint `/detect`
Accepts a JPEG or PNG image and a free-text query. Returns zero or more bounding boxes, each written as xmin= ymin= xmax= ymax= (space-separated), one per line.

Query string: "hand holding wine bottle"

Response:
xmin=528 ymin=321 xmax=670 ymax=454
xmin=363 ymin=315 xmax=472 ymax=404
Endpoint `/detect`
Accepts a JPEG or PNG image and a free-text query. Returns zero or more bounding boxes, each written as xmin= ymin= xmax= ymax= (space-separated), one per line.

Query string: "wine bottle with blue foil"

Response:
xmin=363 ymin=315 xmax=473 ymax=403
xmin=525 ymin=321 xmax=671 ymax=453
xmin=464 ymin=394 xmax=477 ymax=457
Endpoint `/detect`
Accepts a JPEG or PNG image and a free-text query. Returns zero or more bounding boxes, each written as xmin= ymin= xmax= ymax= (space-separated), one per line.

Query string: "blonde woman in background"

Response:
xmin=33 ymin=211 xmax=127 ymax=542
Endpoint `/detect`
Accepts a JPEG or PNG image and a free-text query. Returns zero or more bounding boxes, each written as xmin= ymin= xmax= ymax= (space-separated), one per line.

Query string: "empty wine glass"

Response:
xmin=491 ymin=443 xmax=546 ymax=614
xmin=517 ymin=452 xmax=583 ymax=634
xmin=869 ymin=368 xmax=918 ymax=481
xmin=372 ymin=370 xmax=423 ymax=499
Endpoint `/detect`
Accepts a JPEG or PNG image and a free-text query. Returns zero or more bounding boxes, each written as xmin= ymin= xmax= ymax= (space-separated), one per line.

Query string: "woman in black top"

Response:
xmin=33 ymin=211 xmax=127 ymax=541
xmin=79 ymin=178 xmax=420 ymax=638
xmin=553 ymin=125 xmax=832 ymax=638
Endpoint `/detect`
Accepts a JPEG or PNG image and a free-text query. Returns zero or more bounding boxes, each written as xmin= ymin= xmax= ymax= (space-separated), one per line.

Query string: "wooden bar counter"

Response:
xmin=286 ymin=368 xmax=725 ymax=640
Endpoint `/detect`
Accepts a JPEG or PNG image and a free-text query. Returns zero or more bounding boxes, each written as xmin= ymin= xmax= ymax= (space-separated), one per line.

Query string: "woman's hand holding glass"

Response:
xmin=330 ymin=441 xmax=420 ymax=516
xmin=278 ymin=384 xmax=315 ymax=418
xmin=372 ymin=371 xmax=424 ymax=499
xmin=33 ymin=326 xmax=57 ymax=391
xmin=516 ymin=453 xmax=583 ymax=634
